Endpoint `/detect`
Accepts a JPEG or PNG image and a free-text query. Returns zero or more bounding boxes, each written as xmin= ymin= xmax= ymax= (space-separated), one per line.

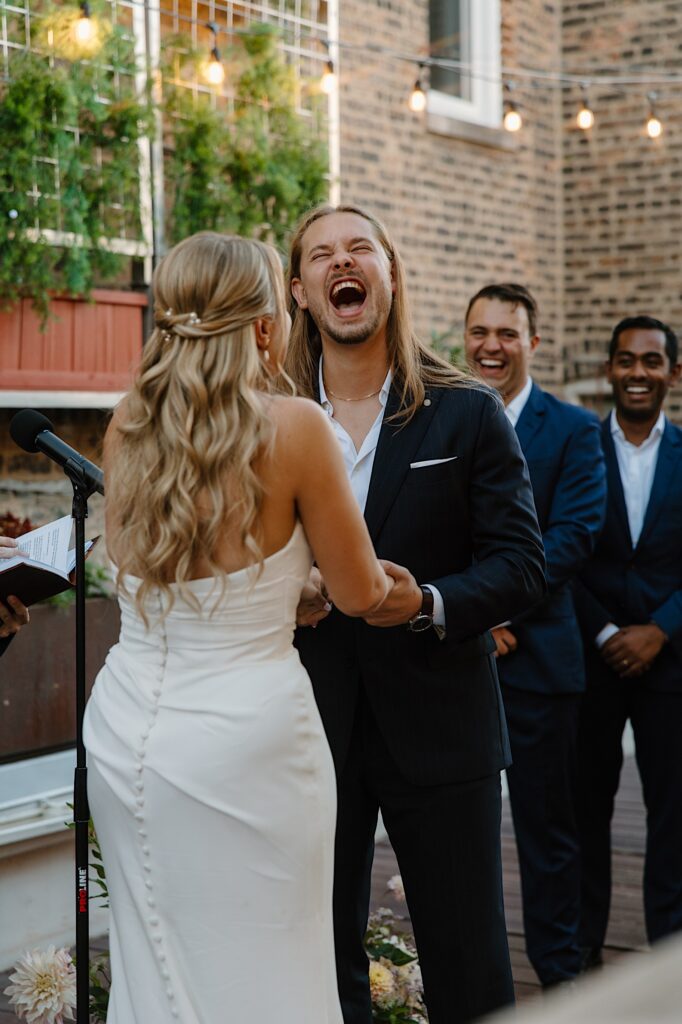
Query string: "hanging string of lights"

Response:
xmin=62 ymin=0 xmax=680 ymax=136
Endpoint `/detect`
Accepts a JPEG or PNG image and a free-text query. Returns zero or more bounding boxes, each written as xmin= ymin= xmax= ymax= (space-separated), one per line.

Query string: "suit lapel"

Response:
xmin=602 ymin=417 xmax=633 ymax=549
xmin=636 ymin=419 xmax=682 ymax=549
xmin=514 ymin=383 xmax=546 ymax=453
xmin=364 ymin=386 xmax=443 ymax=542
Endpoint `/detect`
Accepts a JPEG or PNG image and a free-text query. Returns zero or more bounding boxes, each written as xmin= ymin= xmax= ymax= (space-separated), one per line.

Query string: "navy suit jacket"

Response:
xmin=296 ymin=382 xmax=546 ymax=786
xmin=496 ymin=384 xmax=607 ymax=695
xmin=574 ymin=415 xmax=682 ymax=692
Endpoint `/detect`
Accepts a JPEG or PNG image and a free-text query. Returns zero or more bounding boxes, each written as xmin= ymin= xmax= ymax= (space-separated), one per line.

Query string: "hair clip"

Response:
xmin=161 ymin=330 xmax=172 ymax=342
xmin=165 ymin=308 xmax=173 ymax=317
xmin=187 ymin=312 xmax=201 ymax=325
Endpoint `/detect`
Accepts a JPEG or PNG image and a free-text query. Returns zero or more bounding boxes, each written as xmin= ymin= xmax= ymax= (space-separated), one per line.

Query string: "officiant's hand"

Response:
xmin=296 ymin=567 xmax=332 ymax=628
xmin=0 ymin=536 xmax=26 ymax=559
xmin=0 ymin=596 xmax=29 ymax=638
xmin=363 ymin=560 xmax=422 ymax=627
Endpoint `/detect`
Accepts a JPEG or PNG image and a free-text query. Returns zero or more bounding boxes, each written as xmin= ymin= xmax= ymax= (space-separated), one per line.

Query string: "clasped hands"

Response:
xmin=296 ymin=560 xmax=422 ymax=628
xmin=600 ymin=623 xmax=667 ymax=678
xmin=0 ymin=537 xmax=30 ymax=639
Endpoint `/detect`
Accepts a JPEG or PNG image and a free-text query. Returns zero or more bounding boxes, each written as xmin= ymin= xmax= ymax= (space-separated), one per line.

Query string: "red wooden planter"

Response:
xmin=0 ymin=289 xmax=147 ymax=392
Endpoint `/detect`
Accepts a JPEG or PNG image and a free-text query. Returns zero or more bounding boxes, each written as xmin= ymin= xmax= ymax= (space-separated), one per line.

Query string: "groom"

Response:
xmin=287 ymin=204 xmax=546 ymax=1024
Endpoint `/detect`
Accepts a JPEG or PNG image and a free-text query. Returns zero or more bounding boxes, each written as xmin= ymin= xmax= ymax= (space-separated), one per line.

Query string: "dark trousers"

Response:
xmin=333 ymin=690 xmax=514 ymax=1024
xmin=502 ymin=686 xmax=582 ymax=983
xmin=577 ymin=678 xmax=682 ymax=950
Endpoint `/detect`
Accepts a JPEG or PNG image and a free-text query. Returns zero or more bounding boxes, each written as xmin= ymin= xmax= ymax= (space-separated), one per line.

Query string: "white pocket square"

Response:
xmin=409 ymin=457 xmax=458 ymax=469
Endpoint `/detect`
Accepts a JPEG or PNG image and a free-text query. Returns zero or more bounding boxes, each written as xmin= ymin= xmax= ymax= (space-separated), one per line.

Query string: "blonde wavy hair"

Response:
xmin=107 ymin=231 xmax=288 ymax=621
xmin=285 ymin=203 xmax=472 ymax=419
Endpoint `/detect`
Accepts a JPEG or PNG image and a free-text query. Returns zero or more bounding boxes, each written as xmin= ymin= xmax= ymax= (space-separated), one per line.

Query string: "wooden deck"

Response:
xmin=0 ymin=756 xmax=647 ymax=1021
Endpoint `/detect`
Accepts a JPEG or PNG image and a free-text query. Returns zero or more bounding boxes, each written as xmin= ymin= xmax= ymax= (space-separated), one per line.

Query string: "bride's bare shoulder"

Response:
xmin=266 ymin=394 xmax=329 ymax=432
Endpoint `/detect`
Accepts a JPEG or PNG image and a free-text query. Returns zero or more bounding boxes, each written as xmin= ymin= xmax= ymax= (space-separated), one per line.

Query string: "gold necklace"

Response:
xmin=324 ymin=379 xmax=383 ymax=402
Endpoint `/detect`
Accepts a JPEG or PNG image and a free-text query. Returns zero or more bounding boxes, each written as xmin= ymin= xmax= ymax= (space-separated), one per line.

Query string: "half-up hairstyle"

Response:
xmin=285 ymin=203 xmax=473 ymax=420
xmin=107 ymin=231 xmax=287 ymax=622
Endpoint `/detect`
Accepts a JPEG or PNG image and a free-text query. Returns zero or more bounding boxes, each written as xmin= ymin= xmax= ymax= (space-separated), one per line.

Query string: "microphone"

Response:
xmin=10 ymin=409 xmax=105 ymax=496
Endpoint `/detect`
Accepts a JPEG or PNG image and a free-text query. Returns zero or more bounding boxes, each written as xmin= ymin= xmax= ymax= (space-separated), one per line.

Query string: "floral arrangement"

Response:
xmin=366 ymin=875 xmax=427 ymax=1023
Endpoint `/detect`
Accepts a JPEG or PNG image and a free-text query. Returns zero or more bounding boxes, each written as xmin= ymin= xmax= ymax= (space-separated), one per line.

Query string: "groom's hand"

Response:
xmin=296 ymin=567 xmax=332 ymax=628
xmin=363 ymin=560 xmax=422 ymax=627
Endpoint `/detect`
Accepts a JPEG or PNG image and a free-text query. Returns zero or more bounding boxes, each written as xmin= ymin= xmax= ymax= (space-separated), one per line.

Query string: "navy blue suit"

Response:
xmin=574 ymin=415 xmax=682 ymax=951
xmin=296 ymin=381 xmax=546 ymax=1024
xmin=495 ymin=383 xmax=606 ymax=984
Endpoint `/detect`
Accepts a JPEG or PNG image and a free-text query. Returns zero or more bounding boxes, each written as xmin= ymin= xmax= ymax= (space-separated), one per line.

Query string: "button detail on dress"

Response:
xmin=423 ymin=398 xmax=431 ymax=407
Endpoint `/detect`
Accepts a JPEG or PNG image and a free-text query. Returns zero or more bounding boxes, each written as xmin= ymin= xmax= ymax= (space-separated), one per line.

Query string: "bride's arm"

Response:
xmin=288 ymin=400 xmax=391 ymax=619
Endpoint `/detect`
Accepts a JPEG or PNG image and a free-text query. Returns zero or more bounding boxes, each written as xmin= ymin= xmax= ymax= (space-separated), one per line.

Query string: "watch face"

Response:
xmin=408 ymin=614 xmax=433 ymax=632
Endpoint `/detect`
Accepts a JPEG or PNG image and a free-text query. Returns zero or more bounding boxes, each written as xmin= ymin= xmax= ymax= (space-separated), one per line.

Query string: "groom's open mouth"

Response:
xmin=328 ymin=277 xmax=367 ymax=319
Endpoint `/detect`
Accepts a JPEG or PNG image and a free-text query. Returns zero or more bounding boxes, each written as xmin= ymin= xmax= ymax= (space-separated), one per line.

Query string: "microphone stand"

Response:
xmin=63 ymin=457 xmax=99 ymax=1024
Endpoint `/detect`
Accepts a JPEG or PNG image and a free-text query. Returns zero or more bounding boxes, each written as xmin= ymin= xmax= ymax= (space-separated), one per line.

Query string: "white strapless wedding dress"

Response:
xmin=83 ymin=523 xmax=342 ymax=1023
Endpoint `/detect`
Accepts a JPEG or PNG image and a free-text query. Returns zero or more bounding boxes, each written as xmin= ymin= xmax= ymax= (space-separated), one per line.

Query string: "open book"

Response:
xmin=0 ymin=515 xmax=99 ymax=607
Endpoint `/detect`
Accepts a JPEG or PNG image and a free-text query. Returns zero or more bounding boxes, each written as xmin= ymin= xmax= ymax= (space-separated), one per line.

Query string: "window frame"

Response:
xmin=427 ymin=0 xmax=502 ymax=130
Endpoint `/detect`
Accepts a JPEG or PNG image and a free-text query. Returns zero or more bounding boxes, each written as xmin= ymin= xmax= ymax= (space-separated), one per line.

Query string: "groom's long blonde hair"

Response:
xmin=285 ymin=203 xmax=472 ymax=420
xmin=107 ymin=231 xmax=287 ymax=621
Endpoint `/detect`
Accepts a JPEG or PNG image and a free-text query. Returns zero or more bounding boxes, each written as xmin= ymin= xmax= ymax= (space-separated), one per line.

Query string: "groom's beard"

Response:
xmin=307 ymin=284 xmax=393 ymax=348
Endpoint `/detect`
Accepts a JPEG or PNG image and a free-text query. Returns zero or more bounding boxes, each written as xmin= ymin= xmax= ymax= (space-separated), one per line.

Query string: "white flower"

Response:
xmin=368 ymin=958 xmax=398 ymax=1009
xmin=387 ymin=873 xmax=405 ymax=901
xmin=4 ymin=946 xmax=76 ymax=1024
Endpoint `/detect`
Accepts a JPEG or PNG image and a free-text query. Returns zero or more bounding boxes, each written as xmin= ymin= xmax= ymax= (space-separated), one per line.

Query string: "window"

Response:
xmin=427 ymin=0 xmax=501 ymax=130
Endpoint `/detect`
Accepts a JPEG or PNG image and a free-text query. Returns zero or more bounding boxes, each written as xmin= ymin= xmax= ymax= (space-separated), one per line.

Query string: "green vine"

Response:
xmin=0 ymin=0 xmax=152 ymax=319
xmin=0 ymin=11 xmax=328 ymax=320
xmin=162 ymin=24 xmax=329 ymax=249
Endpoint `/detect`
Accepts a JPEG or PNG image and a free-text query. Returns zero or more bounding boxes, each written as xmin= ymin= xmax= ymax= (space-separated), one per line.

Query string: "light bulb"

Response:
xmin=647 ymin=115 xmax=662 ymax=139
xmin=503 ymin=107 xmax=522 ymax=132
xmin=320 ymin=60 xmax=335 ymax=95
xmin=409 ymin=81 xmax=426 ymax=113
xmin=577 ymin=103 xmax=594 ymax=130
xmin=73 ymin=2 xmax=94 ymax=44
xmin=205 ymin=52 xmax=225 ymax=86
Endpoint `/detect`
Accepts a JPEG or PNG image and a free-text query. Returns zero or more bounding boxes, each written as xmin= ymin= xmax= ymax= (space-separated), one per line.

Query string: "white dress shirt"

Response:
xmin=319 ymin=360 xmax=446 ymax=631
xmin=504 ymin=375 xmax=534 ymax=428
xmin=595 ymin=409 xmax=666 ymax=649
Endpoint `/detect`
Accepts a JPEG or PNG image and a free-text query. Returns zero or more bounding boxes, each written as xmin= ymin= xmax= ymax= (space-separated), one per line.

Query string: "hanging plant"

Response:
xmin=0 ymin=1 xmax=153 ymax=320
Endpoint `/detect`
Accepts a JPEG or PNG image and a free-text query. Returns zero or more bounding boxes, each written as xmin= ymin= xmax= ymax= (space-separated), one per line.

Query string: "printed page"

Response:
xmin=0 ymin=515 xmax=72 ymax=574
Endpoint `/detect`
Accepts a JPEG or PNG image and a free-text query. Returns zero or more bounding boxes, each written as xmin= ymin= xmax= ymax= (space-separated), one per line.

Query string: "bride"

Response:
xmin=83 ymin=231 xmax=393 ymax=1023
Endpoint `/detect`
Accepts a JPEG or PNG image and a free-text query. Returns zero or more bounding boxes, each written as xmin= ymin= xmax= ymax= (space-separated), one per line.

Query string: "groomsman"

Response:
xmin=573 ymin=316 xmax=682 ymax=967
xmin=464 ymin=284 xmax=607 ymax=987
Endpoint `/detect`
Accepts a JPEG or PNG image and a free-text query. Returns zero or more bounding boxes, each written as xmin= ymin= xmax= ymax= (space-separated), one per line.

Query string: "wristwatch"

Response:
xmin=407 ymin=586 xmax=434 ymax=633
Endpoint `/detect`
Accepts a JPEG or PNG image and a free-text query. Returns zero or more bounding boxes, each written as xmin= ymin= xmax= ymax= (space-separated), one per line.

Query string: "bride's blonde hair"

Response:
xmin=107 ymin=231 xmax=287 ymax=620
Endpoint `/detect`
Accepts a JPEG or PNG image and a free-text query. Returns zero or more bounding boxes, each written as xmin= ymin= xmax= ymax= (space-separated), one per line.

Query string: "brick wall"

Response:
xmin=561 ymin=0 xmax=682 ymax=422
xmin=338 ymin=0 xmax=565 ymax=387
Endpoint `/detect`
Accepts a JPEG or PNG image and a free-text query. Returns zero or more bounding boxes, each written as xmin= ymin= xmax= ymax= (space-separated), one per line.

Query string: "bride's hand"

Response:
xmin=296 ymin=567 xmax=332 ymax=628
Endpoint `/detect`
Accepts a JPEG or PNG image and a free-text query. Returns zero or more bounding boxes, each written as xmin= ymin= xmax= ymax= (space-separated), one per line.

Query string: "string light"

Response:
xmin=203 ymin=22 xmax=225 ymax=86
xmin=409 ymin=65 xmax=427 ymax=113
xmin=577 ymin=85 xmax=595 ymax=130
xmin=646 ymin=92 xmax=662 ymax=138
xmin=503 ymin=82 xmax=522 ymax=132
xmin=73 ymin=1 xmax=94 ymax=45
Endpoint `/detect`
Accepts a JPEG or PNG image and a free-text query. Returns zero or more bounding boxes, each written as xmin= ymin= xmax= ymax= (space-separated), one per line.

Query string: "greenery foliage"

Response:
xmin=0 ymin=8 xmax=329 ymax=320
xmin=163 ymin=24 xmax=328 ymax=248
xmin=0 ymin=1 xmax=152 ymax=319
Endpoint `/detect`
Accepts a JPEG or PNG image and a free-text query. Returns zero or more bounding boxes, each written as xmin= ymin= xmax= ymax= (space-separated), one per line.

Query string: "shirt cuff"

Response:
xmin=595 ymin=622 xmax=619 ymax=649
xmin=424 ymin=585 xmax=446 ymax=639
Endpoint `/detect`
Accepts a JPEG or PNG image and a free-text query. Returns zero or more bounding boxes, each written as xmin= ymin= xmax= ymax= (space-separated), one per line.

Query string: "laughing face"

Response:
xmin=464 ymin=297 xmax=540 ymax=403
xmin=290 ymin=212 xmax=395 ymax=347
xmin=608 ymin=328 xmax=680 ymax=422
